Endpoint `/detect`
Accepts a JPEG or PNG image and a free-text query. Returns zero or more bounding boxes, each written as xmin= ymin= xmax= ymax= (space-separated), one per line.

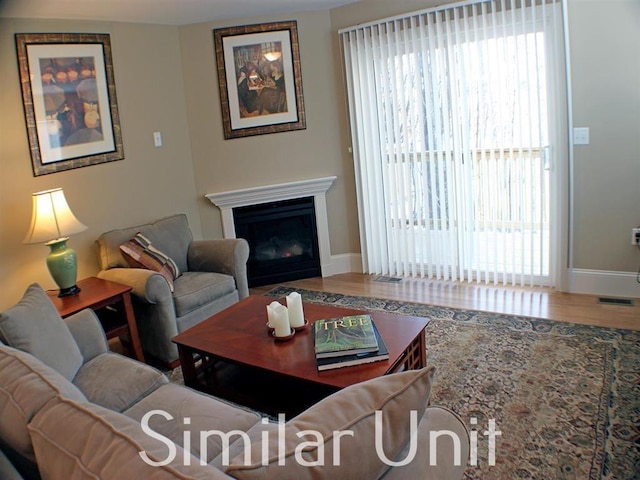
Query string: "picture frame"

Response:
xmin=15 ymin=33 xmax=124 ymax=176
xmin=213 ymin=21 xmax=306 ymax=139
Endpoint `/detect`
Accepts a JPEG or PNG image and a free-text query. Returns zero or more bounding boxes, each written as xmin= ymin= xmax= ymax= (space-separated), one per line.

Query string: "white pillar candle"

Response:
xmin=271 ymin=304 xmax=291 ymax=337
xmin=266 ymin=301 xmax=282 ymax=327
xmin=286 ymin=291 xmax=305 ymax=328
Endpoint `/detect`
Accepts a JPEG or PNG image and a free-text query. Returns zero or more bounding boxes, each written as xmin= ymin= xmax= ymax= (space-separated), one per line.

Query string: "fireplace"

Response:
xmin=234 ymin=197 xmax=321 ymax=287
xmin=205 ymin=176 xmax=337 ymax=282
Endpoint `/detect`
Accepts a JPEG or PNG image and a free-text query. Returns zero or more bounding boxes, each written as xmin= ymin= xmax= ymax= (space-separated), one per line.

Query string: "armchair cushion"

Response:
xmin=97 ymin=214 xmax=192 ymax=273
xmin=0 ymin=284 xmax=83 ymax=380
xmin=120 ymin=233 xmax=181 ymax=292
xmin=173 ymin=272 xmax=237 ymax=318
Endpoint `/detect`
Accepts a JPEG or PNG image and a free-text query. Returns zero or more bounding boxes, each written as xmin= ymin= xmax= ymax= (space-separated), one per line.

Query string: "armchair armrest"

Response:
xmin=97 ymin=268 xmax=172 ymax=304
xmin=64 ymin=309 xmax=108 ymax=364
xmin=188 ymin=238 xmax=250 ymax=299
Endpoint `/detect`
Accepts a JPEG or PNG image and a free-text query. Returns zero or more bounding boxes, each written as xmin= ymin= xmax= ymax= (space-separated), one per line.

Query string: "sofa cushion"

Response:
xmin=124 ymin=383 xmax=262 ymax=463
xmin=72 ymin=352 xmax=168 ymax=412
xmin=0 ymin=283 xmax=83 ymax=380
xmin=97 ymin=214 xmax=192 ymax=273
xmin=224 ymin=366 xmax=435 ymax=479
xmin=28 ymin=397 xmax=228 ymax=480
xmin=120 ymin=233 xmax=181 ymax=292
xmin=0 ymin=343 xmax=86 ymax=462
xmin=173 ymin=272 xmax=236 ymax=318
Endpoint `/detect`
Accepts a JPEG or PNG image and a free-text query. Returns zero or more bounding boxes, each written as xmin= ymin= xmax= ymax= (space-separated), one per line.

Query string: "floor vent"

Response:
xmin=597 ymin=297 xmax=635 ymax=306
xmin=374 ymin=276 xmax=404 ymax=283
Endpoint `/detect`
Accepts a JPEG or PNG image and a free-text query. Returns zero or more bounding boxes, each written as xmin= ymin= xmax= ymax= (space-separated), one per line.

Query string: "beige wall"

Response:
xmin=568 ymin=0 xmax=640 ymax=271
xmin=0 ymin=19 xmax=201 ymax=309
xmin=180 ymin=10 xmax=359 ymax=256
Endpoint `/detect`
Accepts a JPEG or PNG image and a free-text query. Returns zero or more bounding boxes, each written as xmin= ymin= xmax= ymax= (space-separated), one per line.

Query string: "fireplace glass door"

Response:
xmin=233 ymin=197 xmax=321 ymax=287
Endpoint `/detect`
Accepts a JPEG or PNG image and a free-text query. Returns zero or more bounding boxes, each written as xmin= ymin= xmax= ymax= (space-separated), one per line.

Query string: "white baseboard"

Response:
xmin=324 ymin=261 xmax=640 ymax=299
xmin=570 ymin=269 xmax=640 ymax=299
xmin=324 ymin=253 xmax=363 ymax=277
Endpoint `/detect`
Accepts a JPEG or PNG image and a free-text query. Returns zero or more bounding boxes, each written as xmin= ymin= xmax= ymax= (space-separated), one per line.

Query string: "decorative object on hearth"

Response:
xmin=23 ymin=188 xmax=87 ymax=296
xmin=15 ymin=33 xmax=124 ymax=176
xmin=213 ymin=20 xmax=306 ymax=139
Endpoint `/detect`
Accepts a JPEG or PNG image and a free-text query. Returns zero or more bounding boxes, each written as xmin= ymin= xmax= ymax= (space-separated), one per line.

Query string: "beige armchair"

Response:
xmin=96 ymin=214 xmax=249 ymax=368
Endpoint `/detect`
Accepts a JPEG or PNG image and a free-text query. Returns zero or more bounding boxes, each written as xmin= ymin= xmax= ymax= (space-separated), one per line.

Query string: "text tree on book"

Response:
xmin=313 ymin=314 xmax=379 ymax=358
xmin=317 ymin=322 xmax=389 ymax=371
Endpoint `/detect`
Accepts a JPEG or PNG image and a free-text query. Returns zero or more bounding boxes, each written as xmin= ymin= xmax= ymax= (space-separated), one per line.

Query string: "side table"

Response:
xmin=47 ymin=276 xmax=145 ymax=362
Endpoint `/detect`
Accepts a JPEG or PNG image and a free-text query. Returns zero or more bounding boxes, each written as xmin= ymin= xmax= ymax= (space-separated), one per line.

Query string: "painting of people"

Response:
xmin=214 ymin=21 xmax=306 ymax=139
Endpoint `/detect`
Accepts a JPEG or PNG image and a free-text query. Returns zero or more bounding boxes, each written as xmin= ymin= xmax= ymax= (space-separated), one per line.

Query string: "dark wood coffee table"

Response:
xmin=173 ymin=295 xmax=429 ymax=417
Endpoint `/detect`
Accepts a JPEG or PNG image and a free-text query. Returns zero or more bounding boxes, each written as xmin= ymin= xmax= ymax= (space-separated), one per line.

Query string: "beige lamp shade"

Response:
xmin=23 ymin=188 xmax=87 ymax=245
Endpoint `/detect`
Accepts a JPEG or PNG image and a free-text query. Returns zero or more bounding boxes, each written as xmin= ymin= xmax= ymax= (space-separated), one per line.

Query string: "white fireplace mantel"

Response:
xmin=205 ymin=176 xmax=337 ymax=276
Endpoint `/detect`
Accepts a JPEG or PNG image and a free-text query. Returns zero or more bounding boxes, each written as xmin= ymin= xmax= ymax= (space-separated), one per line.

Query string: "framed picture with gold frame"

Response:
xmin=15 ymin=33 xmax=124 ymax=176
xmin=213 ymin=21 xmax=306 ymax=139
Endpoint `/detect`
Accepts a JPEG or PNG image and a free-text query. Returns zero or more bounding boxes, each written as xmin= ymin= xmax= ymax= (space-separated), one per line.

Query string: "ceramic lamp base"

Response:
xmin=58 ymin=285 xmax=81 ymax=297
xmin=45 ymin=238 xmax=80 ymax=297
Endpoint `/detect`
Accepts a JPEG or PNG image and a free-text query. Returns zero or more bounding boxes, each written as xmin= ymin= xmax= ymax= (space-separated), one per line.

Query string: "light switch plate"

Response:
xmin=153 ymin=131 xmax=162 ymax=147
xmin=573 ymin=127 xmax=589 ymax=145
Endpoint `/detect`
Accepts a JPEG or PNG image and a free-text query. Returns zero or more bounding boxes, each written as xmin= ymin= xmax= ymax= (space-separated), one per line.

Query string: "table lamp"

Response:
xmin=23 ymin=188 xmax=87 ymax=297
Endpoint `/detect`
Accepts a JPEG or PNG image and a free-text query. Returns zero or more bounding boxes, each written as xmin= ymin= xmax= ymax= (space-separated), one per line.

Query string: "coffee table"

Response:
xmin=173 ymin=295 xmax=429 ymax=417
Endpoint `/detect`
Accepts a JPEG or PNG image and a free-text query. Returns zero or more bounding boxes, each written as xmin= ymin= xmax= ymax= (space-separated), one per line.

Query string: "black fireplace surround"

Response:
xmin=233 ymin=197 xmax=321 ymax=287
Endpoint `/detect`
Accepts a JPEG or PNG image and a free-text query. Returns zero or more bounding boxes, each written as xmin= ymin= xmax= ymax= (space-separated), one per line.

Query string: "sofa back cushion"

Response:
xmin=124 ymin=383 xmax=261 ymax=464
xmin=72 ymin=352 xmax=168 ymax=412
xmin=29 ymin=397 xmax=229 ymax=480
xmin=224 ymin=366 xmax=435 ymax=480
xmin=0 ymin=343 xmax=86 ymax=462
xmin=97 ymin=214 xmax=193 ymax=273
xmin=0 ymin=283 xmax=83 ymax=380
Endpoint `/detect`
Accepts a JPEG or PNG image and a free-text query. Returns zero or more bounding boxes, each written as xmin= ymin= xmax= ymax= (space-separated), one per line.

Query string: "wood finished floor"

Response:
xmin=250 ymin=273 xmax=640 ymax=331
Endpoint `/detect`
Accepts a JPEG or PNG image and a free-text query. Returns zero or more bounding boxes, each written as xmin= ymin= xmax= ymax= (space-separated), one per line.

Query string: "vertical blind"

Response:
xmin=341 ymin=0 xmax=568 ymax=286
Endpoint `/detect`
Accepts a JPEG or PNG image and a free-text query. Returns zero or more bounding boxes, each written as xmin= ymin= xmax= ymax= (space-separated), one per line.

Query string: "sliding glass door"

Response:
xmin=342 ymin=0 xmax=568 ymax=287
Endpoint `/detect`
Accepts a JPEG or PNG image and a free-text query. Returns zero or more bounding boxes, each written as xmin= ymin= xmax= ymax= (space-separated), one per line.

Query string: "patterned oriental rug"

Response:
xmin=262 ymin=286 xmax=639 ymax=480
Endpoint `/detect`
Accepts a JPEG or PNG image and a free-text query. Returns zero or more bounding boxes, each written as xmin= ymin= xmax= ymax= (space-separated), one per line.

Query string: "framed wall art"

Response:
xmin=213 ymin=21 xmax=306 ymax=139
xmin=15 ymin=33 xmax=124 ymax=176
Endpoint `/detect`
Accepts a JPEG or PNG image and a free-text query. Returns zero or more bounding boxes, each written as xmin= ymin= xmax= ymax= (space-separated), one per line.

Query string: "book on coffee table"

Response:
xmin=316 ymin=323 xmax=389 ymax=371
xmin=313 ymin=314 xmax=379 ymax=359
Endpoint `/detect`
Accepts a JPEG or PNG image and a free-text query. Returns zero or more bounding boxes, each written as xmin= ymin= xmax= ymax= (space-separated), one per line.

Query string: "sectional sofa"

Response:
xmin=0 ymin=283 xmax=470 ymax=479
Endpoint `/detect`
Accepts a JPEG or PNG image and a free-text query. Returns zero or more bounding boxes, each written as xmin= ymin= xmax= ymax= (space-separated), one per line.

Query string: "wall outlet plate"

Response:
xmin=632 ymin=227 xmax=640 ymax=245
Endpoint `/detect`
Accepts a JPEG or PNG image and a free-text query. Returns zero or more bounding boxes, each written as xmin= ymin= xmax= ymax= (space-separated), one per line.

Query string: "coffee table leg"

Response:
xmin=122 ymin=292 xmax=145 ymax=362
xmin=178 ymin=346 xmax=197 ymax=387
xmin=403 ymin=331 xmax=427 ymax=370
xmin=418 ymin=329 xmax=426 ymax=368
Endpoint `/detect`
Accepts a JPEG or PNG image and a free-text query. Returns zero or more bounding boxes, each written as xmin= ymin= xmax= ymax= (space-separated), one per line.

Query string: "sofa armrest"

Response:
xmin=188 ymin=239 xmax=250 ymax=299
xmin=64 ymin=309 xmax=109 ymax=364
xmin=97 ymin=268 xmax=172 ymax=304
xmin=378 ymin=406 xmax=470 ymax=480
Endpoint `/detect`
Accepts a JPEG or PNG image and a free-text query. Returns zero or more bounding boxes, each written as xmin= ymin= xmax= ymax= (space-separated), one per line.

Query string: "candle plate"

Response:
xmin=292 ymin=319 xmax=309 ymax=332
xmin=272 ymin=329 xmax=295 ymax=342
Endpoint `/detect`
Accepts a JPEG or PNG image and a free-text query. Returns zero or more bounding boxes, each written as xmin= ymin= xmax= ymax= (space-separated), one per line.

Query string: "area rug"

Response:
xmin=262 ymin=286 xmax=639 ymax=480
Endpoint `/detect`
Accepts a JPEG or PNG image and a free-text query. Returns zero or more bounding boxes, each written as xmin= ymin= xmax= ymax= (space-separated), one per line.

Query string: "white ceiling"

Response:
xmin=0 ymin=0 xmax=359 ymax=26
